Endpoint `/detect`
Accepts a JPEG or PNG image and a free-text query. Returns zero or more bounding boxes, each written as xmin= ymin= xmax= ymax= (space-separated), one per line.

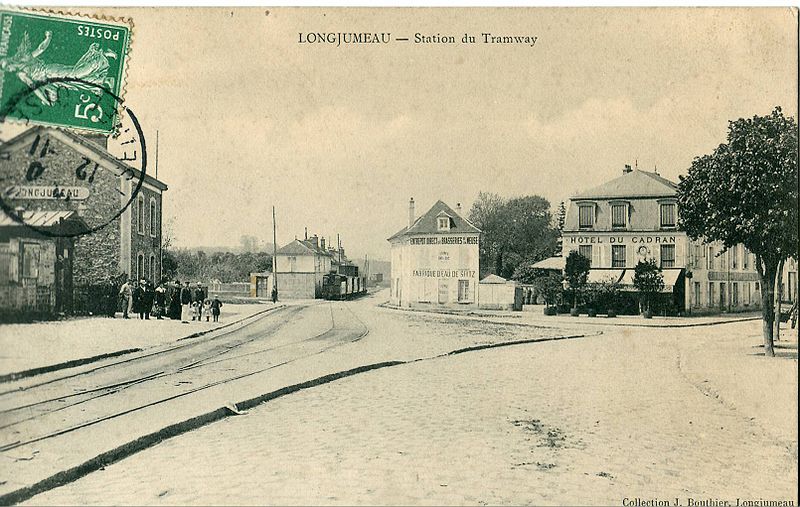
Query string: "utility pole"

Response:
xmin=272 ymin=206 xmax=278 ymax=303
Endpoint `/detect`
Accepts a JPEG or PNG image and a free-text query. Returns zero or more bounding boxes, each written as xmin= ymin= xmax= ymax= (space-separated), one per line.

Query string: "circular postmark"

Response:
xmin=0 ymin=76 xmax=146 ymax=238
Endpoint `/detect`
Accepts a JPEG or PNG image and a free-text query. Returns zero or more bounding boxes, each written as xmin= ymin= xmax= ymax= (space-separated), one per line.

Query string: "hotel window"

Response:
xmin=21 ymin=243 xmax=41 ymax=279
xmin=707 ymin=247 xmax=715 ymax=270
xmin=150 ymin=254 xmax=156 ymax=282
xmin=612 ymin=245 xmax=626 ymax=268
xmin=731 ymin=247 xmax=738 ymax=269
xmin=137 ymin=195 xmax=145 ymax=235
xmin=660 ymin=244 xmax=675 ymax=268
xmin=745 ymin=283 xmax=752 ymax=305
xmin=743 ymin=248 xmax=749 ymax=270
xmin=660 ymin=203 xmax=676 ymax=228
xmin=457 ymin=279 xmax=471 ymax=302
xmin=708 ymin=282 xmax=715 ymax=307
xmin=149 ymin=198 xmax=157 ymax=238
xmin=437 ymin=217 xmax=450 ymax=231
xmin=578 ymin=204 xmax=594 ymax=229
xmin=611 ymin=204 xmax=627 ymax=228
xmin=578 ymin=245 xmax=592 ymax=267
xmin=732 ymin=282 xmax=739 ymax=306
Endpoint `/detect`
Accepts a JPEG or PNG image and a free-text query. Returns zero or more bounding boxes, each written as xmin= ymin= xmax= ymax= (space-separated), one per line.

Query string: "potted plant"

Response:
xmin=564 ymin=251 xmax=590 ymax=318
xmin=633 ymin=259 xmax=664 ymax=320
xmin=533 ymin=271 xmax=564 ymax=316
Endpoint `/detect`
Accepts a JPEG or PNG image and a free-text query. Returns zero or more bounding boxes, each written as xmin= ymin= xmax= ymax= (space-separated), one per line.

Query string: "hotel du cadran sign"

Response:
xmin=3 ymin=185 xmax=90 ymax=201
xmin=567 ymin=234 xmax=678 ymax=245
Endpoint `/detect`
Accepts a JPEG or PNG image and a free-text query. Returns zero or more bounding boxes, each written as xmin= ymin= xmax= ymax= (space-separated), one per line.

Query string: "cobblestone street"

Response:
xmin=23 ymin=297 xmax=798 ymax=506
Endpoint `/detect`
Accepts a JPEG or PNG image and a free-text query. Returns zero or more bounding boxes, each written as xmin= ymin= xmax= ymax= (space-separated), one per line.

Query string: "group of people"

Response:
xmin=118 ymin=279 xmax=223 ymax=323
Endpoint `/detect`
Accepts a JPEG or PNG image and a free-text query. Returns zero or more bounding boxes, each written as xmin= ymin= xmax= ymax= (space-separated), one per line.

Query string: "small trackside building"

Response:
xmin=388 ymin=198 xmax=481 ymax=309
xmin=273 ymin=235 xmax=334 ymax=299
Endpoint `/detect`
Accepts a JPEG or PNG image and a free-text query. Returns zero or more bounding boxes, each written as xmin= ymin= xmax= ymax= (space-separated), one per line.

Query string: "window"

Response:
xmin=458 ymin=279 xmax=471 ymax=302
xmin=578 ymin=245 xmax=592 ymax=267
xmin=288 ymin=256 xmax=297 ymax=272
xmin=720 ymin=282 xmax=726 ymax=308
xmin=149 ymin=198 xmax=157 ymax=238
xmin=743 ymin=248 xmax=749 ymax=270
xmin=707 ymin=247 xmax=714 ymax=270
xmin=150 ymin=254 xmax=156 ymax=282
xmin=137 ymin=253 xmax=144 ymax=280
xmin=660 ymin=203 xmax=676 ymax=228
xmin=745 ymin=283 xmax=752 ymax=305
xmin=694 ymin=282 xmax=701 ymax=308
xmin=578 ymin=205 xmax=594 ymax=228
xmin=437 ymin=217 xmax=450 ymax=231
xmin=611 ymin=204 xmax=627 ymax=228
xmin=731 ymin=246 xmax=738 ymax=270
xmin=21 ymin=242 xmax=41 ymax=278
xmin=660 ymin=244 xmax=675 ymax=268
xmin=708 ymin=282 xmax=715 ymax=307
xmin=137 ymin=195 xmax=145 ymax=235
xmin=789 ymin=272 xmax=797 ymax=303
xmin=438 ymin=279 xmax=449 ymax=304
xmin=732 ymin=282 xmax=739 ymax=306
xmin=612 ymin=245 xmax=626 ymax=268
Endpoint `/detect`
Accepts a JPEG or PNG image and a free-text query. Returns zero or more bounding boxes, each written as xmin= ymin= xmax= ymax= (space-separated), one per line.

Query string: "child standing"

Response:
xmin=204 ymin=299 xmax=212 ymax=322
xmin=211 ymin=295 xmax=223 ymax=323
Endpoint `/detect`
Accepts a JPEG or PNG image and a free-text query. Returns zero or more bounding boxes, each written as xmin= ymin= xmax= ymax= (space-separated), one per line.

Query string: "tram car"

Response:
xmin=322 ymin=264 xmax=367 ymax=300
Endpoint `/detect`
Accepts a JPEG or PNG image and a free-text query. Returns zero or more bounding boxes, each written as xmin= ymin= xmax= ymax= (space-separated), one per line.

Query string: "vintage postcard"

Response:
xmin=0 ymin=6 xmax=797 ymax=507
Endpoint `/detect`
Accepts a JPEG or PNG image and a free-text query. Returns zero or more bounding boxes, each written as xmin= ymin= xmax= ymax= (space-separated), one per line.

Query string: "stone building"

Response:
xmin=0 ymin=126 xmax=167 ymax=315
xmin=273 ymin=235 xmax=335 ymax=299
xmin=388 ymin=199 xmax=481 ymax=308
xmin=536 ymin=164 xmax=764 ymax=314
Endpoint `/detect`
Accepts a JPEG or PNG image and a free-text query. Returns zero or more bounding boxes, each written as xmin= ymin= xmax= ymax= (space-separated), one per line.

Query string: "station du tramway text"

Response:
xmin=297 ymin=31 xmax=538 ymax=47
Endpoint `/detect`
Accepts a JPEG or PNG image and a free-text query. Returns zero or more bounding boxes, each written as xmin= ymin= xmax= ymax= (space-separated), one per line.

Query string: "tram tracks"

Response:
xmin=0 ymin=303 xmax=368 ymax=453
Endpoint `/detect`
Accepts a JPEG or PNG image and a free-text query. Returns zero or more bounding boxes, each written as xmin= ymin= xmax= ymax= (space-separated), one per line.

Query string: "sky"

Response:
xmin=4 ymin=7 xmax=797 ymax=260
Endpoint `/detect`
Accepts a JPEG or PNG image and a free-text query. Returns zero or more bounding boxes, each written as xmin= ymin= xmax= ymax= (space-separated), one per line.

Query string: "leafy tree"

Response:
xmin=161 ymin=249 xmax=179 ymax=282
xmin=469 ymin=193 xmax=559 ymax=278
xmin=564 ymin=250 xmax=590 ymax=309
xmin=632 ymin=259 xmax=664 ymax=313
xmin=677 ymin=107 xmax=798 ymax=356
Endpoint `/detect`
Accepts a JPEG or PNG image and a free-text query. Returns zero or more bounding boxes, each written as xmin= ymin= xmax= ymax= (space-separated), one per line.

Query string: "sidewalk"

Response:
xmin=0 ymin=302 xmax=283 ymax=380
xmin=381 ymin=302 xmax=762 ymax=328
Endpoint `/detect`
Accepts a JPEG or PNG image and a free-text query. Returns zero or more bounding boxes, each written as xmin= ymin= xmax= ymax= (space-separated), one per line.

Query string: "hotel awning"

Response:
xmin=531 ymin=256 xmax=565 ymax=271
xmin=0 ymin=210 xmax=88 ymax=236
xmin=587 ymin=269 xmax=624 ymax=284
xmin=619 ymin=268 xmax=684 ymax=292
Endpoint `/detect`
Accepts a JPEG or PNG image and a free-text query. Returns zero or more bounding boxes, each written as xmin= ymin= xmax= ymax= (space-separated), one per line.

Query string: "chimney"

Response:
xmin=310 ymin=234 xmax=319 ymax=248
xmin=408 ymin=197 xmax=415 ymax=228
xmin=320 ymin=237 xmax=326 ymax=250
xmin=623 ymin=164 xmax=632 ymax=174
xmin=304 ymin=227 xmax=308 ymax=240
xmin=339 ymin=246 xmax=345 ymax=260
xmin=456 ymin=202 xmax=462 ymax=214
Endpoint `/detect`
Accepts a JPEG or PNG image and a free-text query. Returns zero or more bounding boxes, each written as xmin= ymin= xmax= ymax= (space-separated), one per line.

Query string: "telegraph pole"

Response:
xmin=272 ymin=206 xmax=278 ymax=303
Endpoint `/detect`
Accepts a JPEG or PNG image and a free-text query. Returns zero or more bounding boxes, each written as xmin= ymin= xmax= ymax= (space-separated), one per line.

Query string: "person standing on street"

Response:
xmin=180 ymin=281 xmax=192 ymax=323
xmin=154 ymin=283 xmax=167 ymax=320
xmin=119 ymin=278 xmax=133 ymax=319
xmin=142 ymin=280 xmax=155 ymax=320
xmin=211 ymin=295 xmax=223 ymax=323
xmin=169 ymin=280 xmax=182 ymax=319
xmin=132 ymin=280 xmax=145 ymax=319
xmin=193 ymin=282 xmax=206 ymax=321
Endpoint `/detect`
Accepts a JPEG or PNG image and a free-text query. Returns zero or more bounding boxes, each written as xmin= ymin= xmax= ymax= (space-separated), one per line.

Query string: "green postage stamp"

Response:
xmin=0 ymin=9 xmax=131 ymax=134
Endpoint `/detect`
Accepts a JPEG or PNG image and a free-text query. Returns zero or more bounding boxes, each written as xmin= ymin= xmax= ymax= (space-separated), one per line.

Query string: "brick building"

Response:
xmin=0 ymin=126 xmax=167 ymax=315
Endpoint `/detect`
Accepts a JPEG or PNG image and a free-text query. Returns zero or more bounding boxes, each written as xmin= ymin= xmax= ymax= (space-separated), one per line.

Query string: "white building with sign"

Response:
xmin=388 ymin=199 xmax=480 ymax=308
xmin=538 ymin=165 xmax=765 ymax=314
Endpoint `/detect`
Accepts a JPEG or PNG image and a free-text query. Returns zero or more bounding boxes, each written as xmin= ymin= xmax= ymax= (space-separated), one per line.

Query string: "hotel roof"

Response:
xmin=388 ymin=200 xmax=481 ymax=241
xmin=572 ymin=169 xmax=677 ymax=200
